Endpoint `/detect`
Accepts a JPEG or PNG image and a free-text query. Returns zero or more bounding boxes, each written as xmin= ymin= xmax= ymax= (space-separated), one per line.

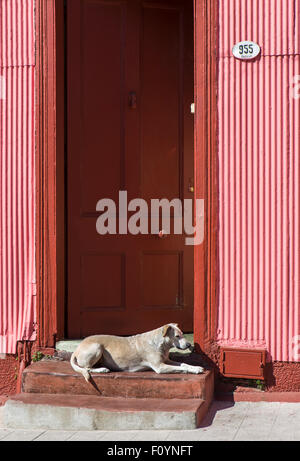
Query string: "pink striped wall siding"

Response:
xmin=219 ymin=0 xmax=300 ymax=57
xmin=217 ymin=0 xmax=300 ymax=362
xmin=0 ymin=0 xmax=35 ymax=67
xmin=0 ymin=0 xmax=36 ymax=353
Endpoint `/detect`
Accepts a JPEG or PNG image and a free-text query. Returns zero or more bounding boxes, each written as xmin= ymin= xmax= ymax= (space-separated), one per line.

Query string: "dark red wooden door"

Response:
xmin=67 ymin=0 xmax=194 ymax=337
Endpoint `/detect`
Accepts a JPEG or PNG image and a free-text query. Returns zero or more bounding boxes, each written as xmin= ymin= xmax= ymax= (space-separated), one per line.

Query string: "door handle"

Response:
xmin=188 ymin=178 xmax=194 ymax=193
xmin=157 ymin=230 xmax=167 ymax=239
xmin=129 ymin=91 xmax=137 ymax=109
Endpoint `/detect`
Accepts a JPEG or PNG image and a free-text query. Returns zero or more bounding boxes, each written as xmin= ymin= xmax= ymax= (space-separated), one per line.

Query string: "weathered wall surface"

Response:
xmin=0 ymin=355 xmax=17 ymax=395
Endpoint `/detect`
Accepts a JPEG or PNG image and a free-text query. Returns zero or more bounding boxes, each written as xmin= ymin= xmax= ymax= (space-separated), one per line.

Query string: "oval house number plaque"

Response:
xmin=232 ymin=41 xmax=261 ymax=60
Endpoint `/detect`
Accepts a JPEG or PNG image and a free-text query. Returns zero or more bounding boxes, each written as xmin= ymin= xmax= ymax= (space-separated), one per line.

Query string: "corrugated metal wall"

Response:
xmin=217 ymin=0 xmax=300 ymax=362
xmin=1 ymin=0 xmax=300 ymax=362
xmin=0 ymin=0 xmax=36 ymax=353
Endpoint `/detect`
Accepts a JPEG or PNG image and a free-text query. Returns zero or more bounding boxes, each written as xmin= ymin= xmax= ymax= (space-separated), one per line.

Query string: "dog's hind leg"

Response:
xmin=75 ymin=343 xmax=108 ymax=381
xmin=79 ymin=344 xmax=110 ymax=374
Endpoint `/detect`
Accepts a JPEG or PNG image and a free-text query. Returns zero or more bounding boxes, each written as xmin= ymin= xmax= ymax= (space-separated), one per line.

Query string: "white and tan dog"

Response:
xmin=70 ymin=323 xmax=204 ymax=382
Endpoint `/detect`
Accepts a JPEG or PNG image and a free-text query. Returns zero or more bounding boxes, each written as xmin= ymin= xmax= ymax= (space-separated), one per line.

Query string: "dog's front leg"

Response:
xmin=166 ymin=359 xmax=204 ymax=374
xmin=89 ymin=367 xmax=110 ymax=373
xmin=150 ymin=362 xmax=204 ymax=374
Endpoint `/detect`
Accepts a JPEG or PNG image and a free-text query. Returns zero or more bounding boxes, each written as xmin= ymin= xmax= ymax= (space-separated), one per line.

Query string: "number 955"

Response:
xmin=239 ymin=44 xmax=254 ymax=55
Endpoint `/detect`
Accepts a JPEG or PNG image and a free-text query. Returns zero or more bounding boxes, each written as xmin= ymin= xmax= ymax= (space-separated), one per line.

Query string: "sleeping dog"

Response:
xmin=70 ymin=323 xmax=204 ymax=382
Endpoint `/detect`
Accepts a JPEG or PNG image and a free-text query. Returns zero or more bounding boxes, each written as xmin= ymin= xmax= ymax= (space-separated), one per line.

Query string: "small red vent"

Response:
xmin=220 ymin=348 xmax=266 ymax=380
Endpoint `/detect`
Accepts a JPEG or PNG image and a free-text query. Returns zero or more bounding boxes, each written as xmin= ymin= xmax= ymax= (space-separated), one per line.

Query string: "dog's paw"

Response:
xmin=101 ymin=367 xmax=110 ymax=373
xmin=91 ymin=367 xmax=110 ymax=374
xmin=180 ymin=363 xmax=192 ymax=373
xmin=193 ymin=366 xmax=204 ymax=374
xmin=181 ymin=363 xmax=204 ymax=374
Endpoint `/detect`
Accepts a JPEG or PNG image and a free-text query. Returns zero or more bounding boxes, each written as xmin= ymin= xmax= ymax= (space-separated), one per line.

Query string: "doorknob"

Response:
xmin=129 ymin=91 xmax=137 ymax=109
xmin=158 ymin=230 xmax=167 ymax=239
xmin=188 ymin=178 xmax=194 ymax=193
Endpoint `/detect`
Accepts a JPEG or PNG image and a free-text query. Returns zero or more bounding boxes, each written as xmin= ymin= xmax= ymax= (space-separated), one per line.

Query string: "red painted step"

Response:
xmin=22 ymin=360 xmax=214 ymax=401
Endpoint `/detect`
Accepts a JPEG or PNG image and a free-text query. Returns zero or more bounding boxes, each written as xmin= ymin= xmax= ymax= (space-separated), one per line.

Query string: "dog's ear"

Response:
xmin=162 ymin=324 xmax=171 ymax=337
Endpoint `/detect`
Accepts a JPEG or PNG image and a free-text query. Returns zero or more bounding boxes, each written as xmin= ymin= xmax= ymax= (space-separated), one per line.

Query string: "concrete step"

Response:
xmin=21 ymin=360 xmax=214 ymax=401
xmin=0 ymin=393 xmax=207 ymax=430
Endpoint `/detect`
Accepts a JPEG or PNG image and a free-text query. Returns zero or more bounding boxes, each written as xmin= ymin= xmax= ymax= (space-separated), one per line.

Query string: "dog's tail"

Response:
xmin=70 ymin=352 xmax=91 ymax=382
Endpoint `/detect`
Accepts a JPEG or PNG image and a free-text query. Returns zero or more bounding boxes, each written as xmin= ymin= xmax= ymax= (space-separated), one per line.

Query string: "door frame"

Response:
xmin=35 ymin=0 xmax=218 ymax=353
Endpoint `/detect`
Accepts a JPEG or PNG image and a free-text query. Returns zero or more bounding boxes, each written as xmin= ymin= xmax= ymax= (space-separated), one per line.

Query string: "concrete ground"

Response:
xmin=0 ymin=400 xmax=300 ymax=441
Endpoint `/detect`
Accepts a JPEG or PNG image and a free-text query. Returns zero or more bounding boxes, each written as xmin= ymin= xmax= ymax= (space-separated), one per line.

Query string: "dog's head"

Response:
xmin=161 ymin=323 xmax=193 ymax=351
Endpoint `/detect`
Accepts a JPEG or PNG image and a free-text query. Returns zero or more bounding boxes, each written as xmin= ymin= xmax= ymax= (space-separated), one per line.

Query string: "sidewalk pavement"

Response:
xmin=0 ymin=400 xmax=300 ymax=441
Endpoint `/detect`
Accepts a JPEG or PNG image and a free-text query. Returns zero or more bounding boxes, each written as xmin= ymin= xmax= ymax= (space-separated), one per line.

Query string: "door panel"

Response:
xmin=141 ymin=253 xmax=182 ymax=307
xmin=81 ymin=253 xmax=125 ymax=308
xmin=80 ymin=1 xmax=127 ymax=210
xmin=141 ymin=4 xmax=183 ymax=201
xmin=67 ymin=0 xmax=194 ymax=337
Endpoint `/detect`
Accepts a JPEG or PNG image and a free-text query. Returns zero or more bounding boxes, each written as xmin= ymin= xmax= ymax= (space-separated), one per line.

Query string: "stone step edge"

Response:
xmin=0 ymin=393 xmax=208 ymax=431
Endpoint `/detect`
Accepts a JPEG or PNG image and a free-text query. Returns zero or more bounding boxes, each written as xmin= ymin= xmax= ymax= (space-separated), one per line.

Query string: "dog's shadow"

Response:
xmin=169 ymin=350 xmax=212 ymax=369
